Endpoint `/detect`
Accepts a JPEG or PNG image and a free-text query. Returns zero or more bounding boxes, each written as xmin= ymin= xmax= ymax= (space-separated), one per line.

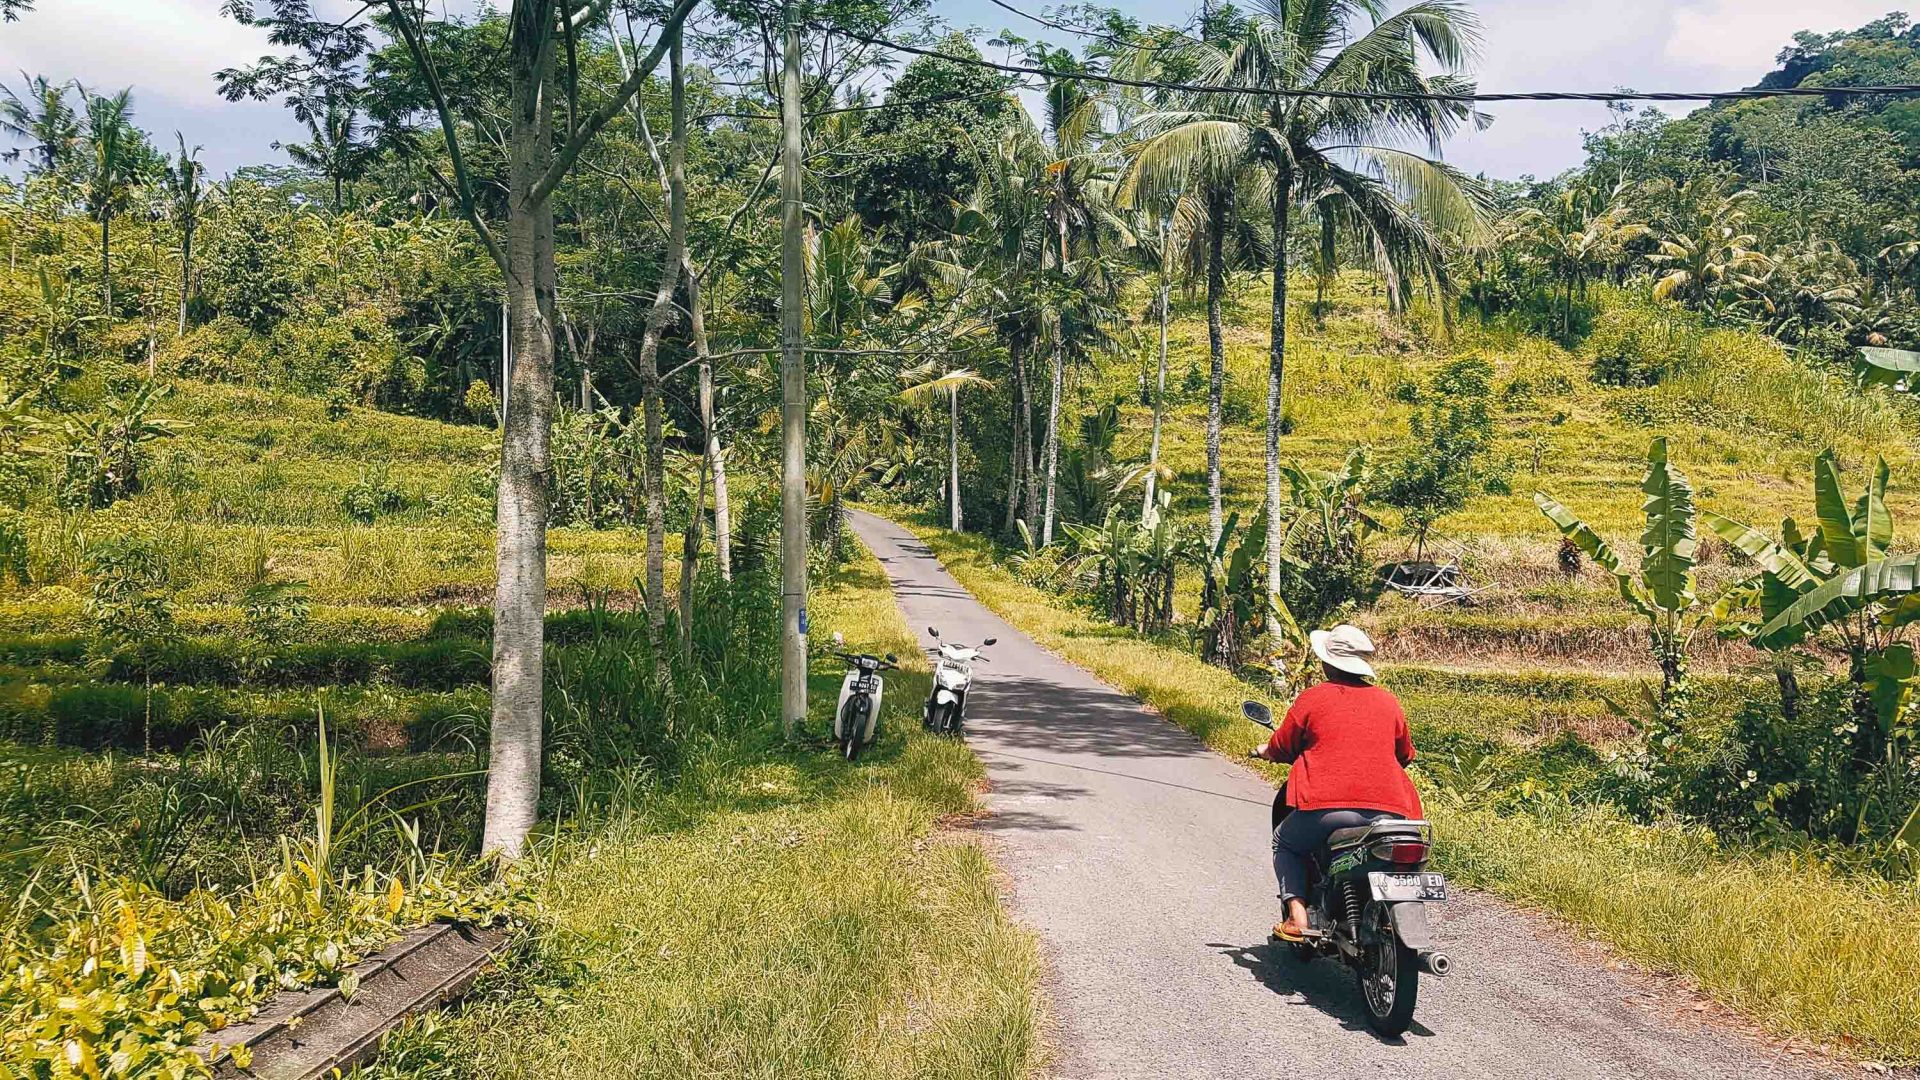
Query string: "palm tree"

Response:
xmin=0 ymin=73 xmax=78 ymax=173
xmin=957 ymin=124 xmax=1048 ymax=537
xmin=77 ymin=86 xmax=145 ymax=317
xmin=163 ymin=134 xmax=203 ymax=337
xmin=1034 ymin=49 xmax=1119 ymax=545
xmin=1510 ymin=182 xmax=1650 ymax=338
xmin=279 ymin=95 xmax=371 ymax=211
xmin=1124 ymin=0 xmax=1488 ymax=623
xmin=1648 ymin=177 xmax=1770 ymax=319
xmin=900 ymin=364 xmax=993 ymax=530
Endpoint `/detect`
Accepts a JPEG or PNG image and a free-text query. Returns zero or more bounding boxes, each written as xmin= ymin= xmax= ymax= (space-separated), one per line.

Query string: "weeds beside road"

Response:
xmin=363 ymin=543 xmax=1042 ymax=1080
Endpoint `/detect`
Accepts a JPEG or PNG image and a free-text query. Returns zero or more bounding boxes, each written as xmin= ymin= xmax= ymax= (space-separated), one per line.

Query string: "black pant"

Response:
xmin=1271 ymin=807 xmax=1393 ymax=903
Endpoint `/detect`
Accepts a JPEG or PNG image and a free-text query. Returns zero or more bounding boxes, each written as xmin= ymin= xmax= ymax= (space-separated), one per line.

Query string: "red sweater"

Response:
xmin=1264 ymin=682 xmax=1422 ymax=818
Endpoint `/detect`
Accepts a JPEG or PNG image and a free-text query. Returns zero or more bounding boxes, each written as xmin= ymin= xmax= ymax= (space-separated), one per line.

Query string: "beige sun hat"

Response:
xmin=1310 ymin=624 xmax=1377 ymax=679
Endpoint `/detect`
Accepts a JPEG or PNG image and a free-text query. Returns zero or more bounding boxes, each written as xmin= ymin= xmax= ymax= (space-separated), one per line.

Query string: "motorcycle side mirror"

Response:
xmin=983 ymin=638 xmax=997 ymax=646
xmin=831 ymin=631 xmax=845 ymax=647
xmin=1241 ymin=700 xmax=1275 ymax=728
xmin=885 ymin=653 xmax=897 ymax=663
xmin=928 ymin=627 xmax=940 ymax=638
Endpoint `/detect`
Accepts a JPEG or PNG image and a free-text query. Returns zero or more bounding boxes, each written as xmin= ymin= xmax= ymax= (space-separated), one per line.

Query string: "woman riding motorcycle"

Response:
xmin=1251 ymin=624 xmax=1421 ymax=942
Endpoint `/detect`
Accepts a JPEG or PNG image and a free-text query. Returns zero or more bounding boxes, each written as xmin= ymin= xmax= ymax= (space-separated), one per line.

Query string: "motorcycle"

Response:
xmin=923 ymin=627 xmax=994 ymax=735
xmin=1242 ymin=699 xmax=1453 ymax=1037
xmin=830 ymin=632 xmax=897 ymax=762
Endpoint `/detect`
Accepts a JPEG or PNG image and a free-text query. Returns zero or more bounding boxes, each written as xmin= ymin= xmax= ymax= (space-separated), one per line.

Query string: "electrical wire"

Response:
xmin=827 ymin=25 xmax=1920 ymax=105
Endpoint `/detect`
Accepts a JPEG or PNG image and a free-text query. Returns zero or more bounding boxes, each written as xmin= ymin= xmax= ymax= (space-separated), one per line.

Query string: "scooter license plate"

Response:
xmin=1369 ymin=871 xmax=1448 ymax=902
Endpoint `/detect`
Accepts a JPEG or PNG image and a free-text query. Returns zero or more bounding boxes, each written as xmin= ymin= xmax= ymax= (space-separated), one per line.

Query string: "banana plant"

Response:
xmin=1189 ymin=508 xmax=1300 ymax=672
xmin=1706 ymin=451 xmax=1920 ymax=819
xmin=1535 ymin=437 xmax=1700 ymax=728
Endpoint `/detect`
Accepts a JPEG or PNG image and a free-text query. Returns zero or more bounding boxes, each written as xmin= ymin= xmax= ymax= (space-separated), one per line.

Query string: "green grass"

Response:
xmin=364 ymin=542 xmax=1044 ymax=1080
xmin=902 ymin=517 xmax=1920 ymax=1066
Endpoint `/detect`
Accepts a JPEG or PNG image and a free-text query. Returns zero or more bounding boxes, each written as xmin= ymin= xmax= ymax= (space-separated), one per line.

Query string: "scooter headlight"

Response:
xmin=937 ymin=666 xmax=969 ymax=690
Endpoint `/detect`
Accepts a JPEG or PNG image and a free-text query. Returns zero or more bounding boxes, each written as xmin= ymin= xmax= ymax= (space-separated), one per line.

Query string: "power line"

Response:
xmin=828 ymin=25 xmax=1920 ymax=105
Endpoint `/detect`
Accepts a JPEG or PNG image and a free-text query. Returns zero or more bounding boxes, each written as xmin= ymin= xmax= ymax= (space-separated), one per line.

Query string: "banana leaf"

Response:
xmin=1536 ymin=490 xmax=1652 ymax=617
xmin=1852 ymin=456 xmax=1893 ymax=560
xmin=1639 ymin=438 xmax=1697 ymax=613
xmin=1703 ymin=511 xmax=1818 ymax=591
xmin=1754 ymin=552 xmax=1920 ymax=649
xmin=1858 ymin=346 xmax=1920 ymax=390
xmin=1867 ymin=643 xmax=1915 ymax=734
xmin=1813 ymin=451 xmax=1863 ymax=569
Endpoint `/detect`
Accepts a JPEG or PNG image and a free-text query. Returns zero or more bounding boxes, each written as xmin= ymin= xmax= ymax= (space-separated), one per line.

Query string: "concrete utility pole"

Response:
xmin=779 ymin=16 xmax=808 ymax=739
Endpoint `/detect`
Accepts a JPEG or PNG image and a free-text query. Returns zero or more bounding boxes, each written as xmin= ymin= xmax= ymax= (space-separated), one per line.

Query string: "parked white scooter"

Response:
xmin=922 ymin=627 xmax=994 ymax=735
xmin=830 ymin=631 xmax=897 ymax=762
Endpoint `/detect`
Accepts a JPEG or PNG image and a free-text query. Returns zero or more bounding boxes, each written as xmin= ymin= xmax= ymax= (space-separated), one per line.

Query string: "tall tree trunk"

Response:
xmin=177 ymin=217 xmax=192 ymax=337
xmin=679 ymin=447 xmax=706 ymax=661
xmin=1002 ymin=336 xmax=1025 ymax=535
xmin=685 ymin=258 xmax=730 ymax=581
xmin=1265 ymin=173 xmax=1291 ymax=630
xmin=1143 ymin=216 xmax=1169 ymax=521
xmin=615 ymin=22 xmax=687 ymax=650
xmin=1205 ymin=184 xmax=1229 ymax=547
xmin=1022 ymin=337 xmax=1041 ymax=532
xmin=778 ymin=21 xmax=809 ymax=739
xmin=949 ymin=382 xmax=962 ymax=530
xmin=481 ymin=20 xmax=558 ymax=860
xmin=100 ymin=210 xmax=112 ymax=318
xmin=1040 ymin=214 xmax=1067 ymax=545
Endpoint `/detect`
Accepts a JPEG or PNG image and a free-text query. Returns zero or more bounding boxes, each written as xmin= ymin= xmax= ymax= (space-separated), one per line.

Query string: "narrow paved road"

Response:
xmin=848 ymin=510 xmax=1851 ymax=1080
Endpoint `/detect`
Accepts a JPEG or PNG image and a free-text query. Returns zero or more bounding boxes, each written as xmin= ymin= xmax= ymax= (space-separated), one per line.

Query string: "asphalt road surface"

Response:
xmin=848 ymin=509 xmax=1853 ymax=1080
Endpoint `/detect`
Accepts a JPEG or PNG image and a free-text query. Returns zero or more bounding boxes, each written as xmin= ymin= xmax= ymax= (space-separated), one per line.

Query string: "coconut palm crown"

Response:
xmin=1119 ymin=0 xmax=1492 ymax=631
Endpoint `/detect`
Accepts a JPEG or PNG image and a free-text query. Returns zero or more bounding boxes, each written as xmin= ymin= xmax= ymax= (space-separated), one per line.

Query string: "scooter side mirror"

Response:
xmin=1241 ymin=700 xmax=1275 ymax=728
xmin=983 ymin=638 xmax=997 ymax=646
xmin=928 ymin=627 xmax=940 ymax=638
xmin=885 ymin=653 xmax=897 ymax=664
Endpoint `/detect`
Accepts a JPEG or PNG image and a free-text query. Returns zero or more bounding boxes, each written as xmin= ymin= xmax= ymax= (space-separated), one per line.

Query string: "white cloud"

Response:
xmin=1664 ymin=0 xmax=1892 ymax=80
xmin=0 ymin=0 xmax=282 ymax=106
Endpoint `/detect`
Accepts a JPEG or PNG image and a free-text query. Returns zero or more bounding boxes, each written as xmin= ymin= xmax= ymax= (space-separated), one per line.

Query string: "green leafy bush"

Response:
xmin=341 ymin=462 xmax=410 ymax=523
xmin=1584 ymin=301 xmax=1697 ymax=387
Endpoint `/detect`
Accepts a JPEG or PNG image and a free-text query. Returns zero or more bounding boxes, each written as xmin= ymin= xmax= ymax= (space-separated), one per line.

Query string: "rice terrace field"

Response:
xmin=3 ymin=0 xmax=1920 ymax=1076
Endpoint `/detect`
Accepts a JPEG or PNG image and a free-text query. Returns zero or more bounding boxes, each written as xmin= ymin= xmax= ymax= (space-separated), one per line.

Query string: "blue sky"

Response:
xmin=0 ymin=0 xmax=1899 ymax=181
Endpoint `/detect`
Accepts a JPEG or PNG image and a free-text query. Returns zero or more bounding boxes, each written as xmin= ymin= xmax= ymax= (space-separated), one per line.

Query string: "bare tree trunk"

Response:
xmin=1022 ymin=338 xmax=1040 ymax=532
xmin=1143 ymin=216 xmax=1169 ymax=521
xmin=949 ymin=382 xmax=962 ymax=530
xmin=779 ymin=21 xmax=808 ymax=739
xmin=100 ymin=211 xmax=112 ymax=319
xmin=679 ymin=447 xmax=706 ymax=661
xmin=616 ymin=23 xmax=687 ymax=650
xmin=1002 ymin=337 xmax=1025 ymax=535
xmin=685 ymin=258 xmax=730 ymax=581
xmin=1041 ymin=214 xmax=1067 ymax=545
xmin=177 ymin=215 xmax=192 ymax=337
xmin=1265 ymin=174 xmax=1291 ymax=627
xmin=481 ymin=21 xmax=558 ymax=860
xmin=1205 ymin=184 xmax=1229 ymax=547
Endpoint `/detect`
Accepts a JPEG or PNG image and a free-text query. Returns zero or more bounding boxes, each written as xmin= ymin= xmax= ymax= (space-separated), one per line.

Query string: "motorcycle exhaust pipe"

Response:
xmin=1417 ymin=951 xmax=1452 ymax=976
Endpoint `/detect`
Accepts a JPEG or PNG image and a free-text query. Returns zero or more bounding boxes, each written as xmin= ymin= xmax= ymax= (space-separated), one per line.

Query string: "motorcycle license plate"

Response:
xmin=1369 ymin=872 xmax=1448 ymax=902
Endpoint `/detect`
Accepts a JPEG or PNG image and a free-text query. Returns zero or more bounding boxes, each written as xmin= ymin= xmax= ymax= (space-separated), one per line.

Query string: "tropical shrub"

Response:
xmin=1583 ymin=299 xmax=1696 ymax=387
xmin=1383 ymin=357 xmax=1501 ymax=558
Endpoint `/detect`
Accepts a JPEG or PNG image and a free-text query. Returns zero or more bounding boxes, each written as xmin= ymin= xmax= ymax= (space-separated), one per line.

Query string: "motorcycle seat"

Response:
xmin=1326 ymin=818 xmax=1429 ymax=850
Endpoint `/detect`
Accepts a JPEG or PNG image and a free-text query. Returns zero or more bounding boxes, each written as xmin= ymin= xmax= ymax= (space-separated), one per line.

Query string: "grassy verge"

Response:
xmin=902 ymin=519 xmax=1920 ymax=1066
xmin=366 ymin=542 xmax=1043 ymax=1080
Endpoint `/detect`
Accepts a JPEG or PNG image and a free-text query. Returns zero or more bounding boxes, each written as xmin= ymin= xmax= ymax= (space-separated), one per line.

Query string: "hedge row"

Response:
xmin=0 ymin=680 xmax=487 ymax=752
xmin=0 ymin=635 xmax=490 ymax=689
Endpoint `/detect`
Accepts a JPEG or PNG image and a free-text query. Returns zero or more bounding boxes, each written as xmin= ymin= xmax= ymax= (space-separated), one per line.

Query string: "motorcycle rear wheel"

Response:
xmin=1356 ymin=936 xmax=1419 ymax=1037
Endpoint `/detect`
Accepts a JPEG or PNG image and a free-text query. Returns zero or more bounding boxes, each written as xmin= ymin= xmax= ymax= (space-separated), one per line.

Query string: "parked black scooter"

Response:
xmin=1243 ymin=699 xmax=1453 ymax=1037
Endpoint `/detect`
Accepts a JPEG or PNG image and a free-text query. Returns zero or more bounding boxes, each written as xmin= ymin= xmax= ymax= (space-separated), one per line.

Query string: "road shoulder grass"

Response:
xmin=901 ymin=517 xmax=1920 ymax=1068
xmin=366 ymin=541 xmax=1043 ymax=1080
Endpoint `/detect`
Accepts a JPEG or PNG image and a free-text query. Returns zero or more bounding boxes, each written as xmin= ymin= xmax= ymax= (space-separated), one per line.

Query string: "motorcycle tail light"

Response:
xmin=1374 ymin=841 xmax=1430 ymax=865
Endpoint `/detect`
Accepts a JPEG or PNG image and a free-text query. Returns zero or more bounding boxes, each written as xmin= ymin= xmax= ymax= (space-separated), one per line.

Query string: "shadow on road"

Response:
xmin=1209 ymin=940 xmax=1438 ymax=1046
